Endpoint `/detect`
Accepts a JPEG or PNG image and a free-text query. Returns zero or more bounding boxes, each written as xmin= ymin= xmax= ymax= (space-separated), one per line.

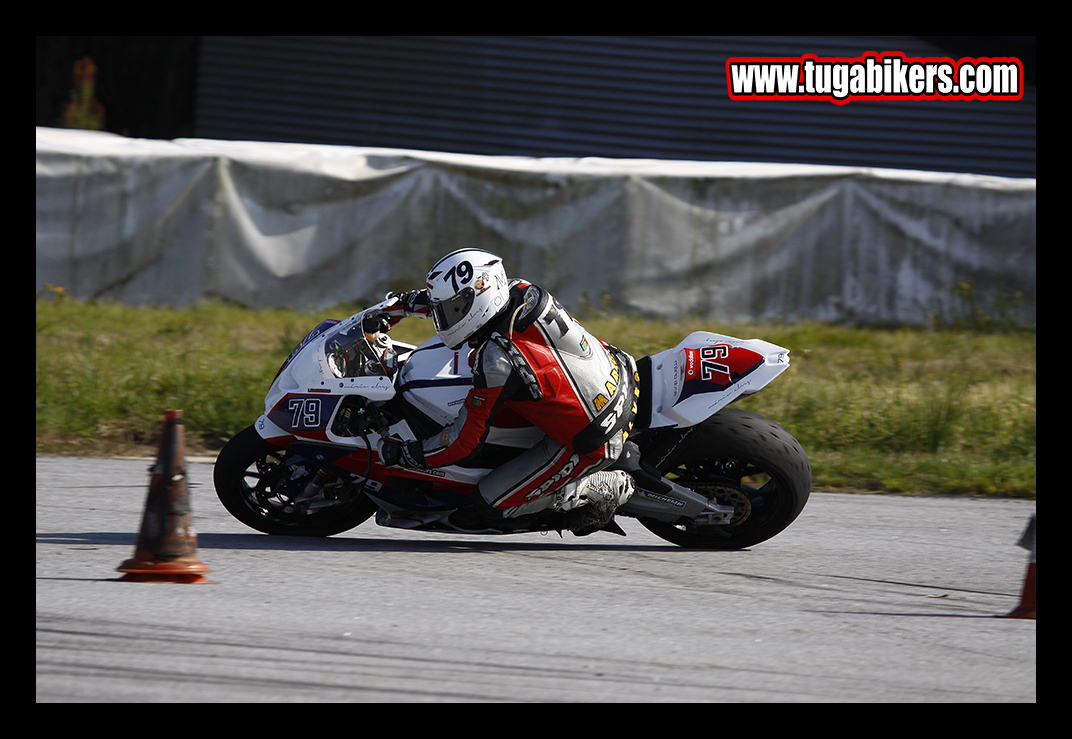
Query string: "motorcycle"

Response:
xmin=214 ymin=298 xmax=811 ymax=549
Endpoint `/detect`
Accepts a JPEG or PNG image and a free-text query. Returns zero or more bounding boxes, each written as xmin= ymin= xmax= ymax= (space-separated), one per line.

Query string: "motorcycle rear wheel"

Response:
xmin=638 ymin=409 xmax=811 ymax=549
xmin=213 ymin=425 xmax=378 ymax=537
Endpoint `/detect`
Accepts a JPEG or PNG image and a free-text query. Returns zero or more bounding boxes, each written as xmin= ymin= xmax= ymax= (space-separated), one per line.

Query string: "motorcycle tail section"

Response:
xmin=639 ymin=331 xmax=790 ymax=431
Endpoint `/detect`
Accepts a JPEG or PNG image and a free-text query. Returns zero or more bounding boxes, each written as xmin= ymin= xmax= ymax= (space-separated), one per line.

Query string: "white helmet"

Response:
xmin=426 ymin=249 xmax=510 ymax=350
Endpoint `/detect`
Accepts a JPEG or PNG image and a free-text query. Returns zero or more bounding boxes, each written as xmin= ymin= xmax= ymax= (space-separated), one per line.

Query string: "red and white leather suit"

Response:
xmin=387 ymin=280 xmax=637 ymax=518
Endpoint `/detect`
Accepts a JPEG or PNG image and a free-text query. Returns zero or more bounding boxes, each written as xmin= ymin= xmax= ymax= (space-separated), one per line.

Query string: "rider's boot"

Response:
xmin=451 ymin=470 xmax=635 ymax=536
xmin=557 ymin=470 xmax=635 ymax=536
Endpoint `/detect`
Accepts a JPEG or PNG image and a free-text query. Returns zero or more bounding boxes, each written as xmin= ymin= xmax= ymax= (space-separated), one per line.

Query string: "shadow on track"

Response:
xmin=36 ymin=530 xmax=704 ymax=554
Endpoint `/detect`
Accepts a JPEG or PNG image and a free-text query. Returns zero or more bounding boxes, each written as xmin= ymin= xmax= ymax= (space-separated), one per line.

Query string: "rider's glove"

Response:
xmin=362 ymin=312 xmax=393 ymax=334
xmin=387 ymin=289 xmax=429 ymax=318
xmin=378 ymin=437 xmax=402 ymax=466
xmin=375 ymin=289 xmax=430 ymax=329
xmin=378 ymin=437 xmax=426 ymax=469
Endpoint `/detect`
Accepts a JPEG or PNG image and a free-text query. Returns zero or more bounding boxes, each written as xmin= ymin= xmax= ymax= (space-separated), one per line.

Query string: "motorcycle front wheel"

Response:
xmin=213 ymin=425 xmax=378 ymax=537
xmin=638 ymin=409 xmax=811 ymax=549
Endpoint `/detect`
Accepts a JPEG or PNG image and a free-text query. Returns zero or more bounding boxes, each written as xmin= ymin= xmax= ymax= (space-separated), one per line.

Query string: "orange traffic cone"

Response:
xmin=117 ymin=410 xmax=214 ymax=583
xmin=998 ymin=514 xmax=1035 ymax=620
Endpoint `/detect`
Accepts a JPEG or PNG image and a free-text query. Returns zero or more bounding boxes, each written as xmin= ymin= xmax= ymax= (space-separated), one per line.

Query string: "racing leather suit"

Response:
xmin=385 ymin=280 xmax=638 ymax=519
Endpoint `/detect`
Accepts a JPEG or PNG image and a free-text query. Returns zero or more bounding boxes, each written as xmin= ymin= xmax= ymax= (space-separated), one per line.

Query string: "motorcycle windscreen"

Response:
xmin=324 ymin=324 xmax=398 ymax=378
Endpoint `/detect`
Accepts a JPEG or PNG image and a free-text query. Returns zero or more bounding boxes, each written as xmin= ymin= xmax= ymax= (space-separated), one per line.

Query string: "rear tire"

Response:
xmin=638 ymin=409 xmax=811 ymax=549
xmin=213 ymin=425 xmax=377 ymax=537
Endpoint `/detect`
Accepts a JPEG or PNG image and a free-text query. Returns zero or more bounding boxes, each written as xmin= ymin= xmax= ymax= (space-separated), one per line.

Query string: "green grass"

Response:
xmin=36 ymin=296 xmax=1035 ymax=498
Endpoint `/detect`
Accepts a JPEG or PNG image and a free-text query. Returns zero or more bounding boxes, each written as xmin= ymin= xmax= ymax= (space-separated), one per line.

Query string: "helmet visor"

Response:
xmin=430 ymin=287 xmax=475 ymax=333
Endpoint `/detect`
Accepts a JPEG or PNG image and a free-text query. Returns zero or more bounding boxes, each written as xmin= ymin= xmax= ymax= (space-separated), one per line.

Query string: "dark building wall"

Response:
xmin=193 ymin=36 xmax=1035 ymax=178
xmin=35 ymin=37 xmax=1035 ymax=178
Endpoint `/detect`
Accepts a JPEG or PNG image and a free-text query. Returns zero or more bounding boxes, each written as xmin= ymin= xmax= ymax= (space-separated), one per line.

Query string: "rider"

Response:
xmin=375 ymin=249 xmax=638 ymax=536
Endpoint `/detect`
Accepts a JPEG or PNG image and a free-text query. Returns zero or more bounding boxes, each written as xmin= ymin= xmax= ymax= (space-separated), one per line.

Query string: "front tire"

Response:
xmin=638 ymin=409 xmax=811 ymax=549
xmin=213 ymin=425 xmax=378 ymax=537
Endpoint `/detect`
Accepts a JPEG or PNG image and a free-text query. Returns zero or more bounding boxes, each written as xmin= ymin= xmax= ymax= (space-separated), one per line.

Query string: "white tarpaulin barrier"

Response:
xmin=36 ymin=126 xmax=1035 ymax=325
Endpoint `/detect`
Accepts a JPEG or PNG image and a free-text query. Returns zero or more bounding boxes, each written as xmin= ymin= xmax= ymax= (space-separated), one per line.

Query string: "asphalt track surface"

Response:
xmin=37 ymin=455 xmax=1035 ymax=703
